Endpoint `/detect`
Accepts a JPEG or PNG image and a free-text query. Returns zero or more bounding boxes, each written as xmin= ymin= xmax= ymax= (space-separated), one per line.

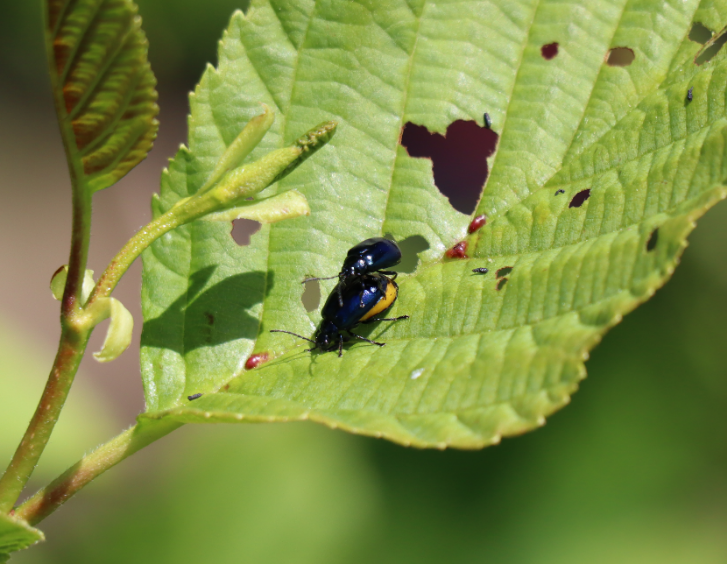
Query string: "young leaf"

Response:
xmin=0 ymin=512 xmax=44 ymax=562
xmin=141 ymin=0 xmax=727 ymax=448
xmin=46 ymin=0 xmax=158 ymax=193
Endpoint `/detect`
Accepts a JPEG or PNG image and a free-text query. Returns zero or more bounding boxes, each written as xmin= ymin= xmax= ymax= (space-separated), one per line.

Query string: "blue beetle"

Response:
xmin=272 ymin=273 xmax=408 ymax=356
xmin=303 ymin=237 xmax=402 ymax=307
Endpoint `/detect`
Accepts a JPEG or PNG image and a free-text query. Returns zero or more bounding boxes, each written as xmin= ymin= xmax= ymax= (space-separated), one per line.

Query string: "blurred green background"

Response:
xmin=2 ymin=1 xmax=727 ymax=562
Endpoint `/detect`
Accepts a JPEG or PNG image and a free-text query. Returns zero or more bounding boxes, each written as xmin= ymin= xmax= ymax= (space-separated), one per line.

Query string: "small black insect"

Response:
xmin=484 ymin=112 xmax=492 ymax=129
xmin=687 ymin=87 xmax=693 ymax=101
xmin=555 ymin=189 xmax=565 ymax=195
xmin=273 ymin=273 xmax=408 ymax=357
xmin=188 ymin=393 xmax=203 ymax=401
xmin=472 ymin=268 xmax=489 ymax=274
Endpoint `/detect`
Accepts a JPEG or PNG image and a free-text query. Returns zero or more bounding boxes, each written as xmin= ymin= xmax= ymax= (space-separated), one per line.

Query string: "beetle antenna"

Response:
xmin=301 ymin=276 xmax=338 ymax=283
xmin=270 ymin=329 xmax=316 ymax=344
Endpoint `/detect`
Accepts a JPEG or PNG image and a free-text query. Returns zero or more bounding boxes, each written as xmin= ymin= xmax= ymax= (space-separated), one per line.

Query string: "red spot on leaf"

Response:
xmin=245 ymin=352 xmax=270 ymax=370
xmin=468 ymin=214 xmax=487 ymax=233
xmin=445 ymin=241 xmax=468 ymax=259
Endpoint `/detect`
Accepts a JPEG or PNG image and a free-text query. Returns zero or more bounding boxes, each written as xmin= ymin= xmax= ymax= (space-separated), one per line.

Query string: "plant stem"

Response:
xmin=0 ymin=188 xmax=93 ymax=514
xmin=15 ymin=420 xmax=182 ymax=526
xmin=89 ymin=198 xmax=207 ymax=302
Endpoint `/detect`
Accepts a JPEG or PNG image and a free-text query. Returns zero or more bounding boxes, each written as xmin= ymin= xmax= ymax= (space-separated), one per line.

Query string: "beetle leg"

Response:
xmin=301 ymin=275 xmax=337 ymax=284
xmin=346 ymin=331 xmax=385 ymax=347
xmin=338 ymin=334 xmax=344 ymax=357
xmin=361 ymin=315 xmax=409 ymax=324
xmin=379 ymin=271 xmax=398 ymax=280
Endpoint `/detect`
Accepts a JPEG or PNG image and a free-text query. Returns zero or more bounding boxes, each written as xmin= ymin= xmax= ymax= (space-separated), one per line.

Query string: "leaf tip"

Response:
xmin=296 ymin=121 xmax=338 ymax=152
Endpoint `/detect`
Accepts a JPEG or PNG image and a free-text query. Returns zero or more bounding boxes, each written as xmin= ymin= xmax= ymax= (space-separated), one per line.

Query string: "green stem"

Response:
xmin=89 ymin=193 xmax=218 ymax=302
xmin=14 ymin=420 xmax=182 ymax=526
xmin=89 ymin=142 xmax=306 ymax=303
xmin=0 ymin=0 xmax=101 ymax=514
xmin=1 ymin=120 xmax=335 ymax=517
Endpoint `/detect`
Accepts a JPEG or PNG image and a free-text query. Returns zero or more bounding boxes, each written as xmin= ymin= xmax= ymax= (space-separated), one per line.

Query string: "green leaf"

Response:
xmin=0 ymin=512 xmax=44 ymax=562
xmin=140 ymin=0 xmax=727 ymax=448
xmin=90 ymin=297 xmax=134 ymax=362
xmin=50 ymin=266 xmax=95 ymax=302
xmin=203 ymin=189 xmax=311 ymax=223
xmin=46 ymin=0 xmax=159 ymax=193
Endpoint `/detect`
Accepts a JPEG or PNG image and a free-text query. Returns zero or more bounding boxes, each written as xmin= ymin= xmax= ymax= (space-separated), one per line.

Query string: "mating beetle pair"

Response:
xmin=271 ymin=237 xmax=408 ymax=356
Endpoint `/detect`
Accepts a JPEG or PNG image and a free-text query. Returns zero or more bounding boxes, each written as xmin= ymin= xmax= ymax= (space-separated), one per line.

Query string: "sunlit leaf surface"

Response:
xmin=141 ymin=0 xmax=727 ymax=447
xmin=46 ymin=0 xmax=158 ymax=192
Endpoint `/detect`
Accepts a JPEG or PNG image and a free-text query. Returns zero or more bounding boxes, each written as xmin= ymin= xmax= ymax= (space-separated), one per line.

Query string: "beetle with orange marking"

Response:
xmin=272 ymin=271 xmax=408 ymax=357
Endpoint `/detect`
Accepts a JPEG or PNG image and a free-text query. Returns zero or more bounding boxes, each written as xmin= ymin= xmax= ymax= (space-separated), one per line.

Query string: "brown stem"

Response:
xmin=0 ymin=326 xmax=89 ymax=513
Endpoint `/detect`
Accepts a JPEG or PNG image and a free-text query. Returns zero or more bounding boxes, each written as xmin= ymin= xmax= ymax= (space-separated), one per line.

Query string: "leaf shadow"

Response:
xmin=142 ymin=266 xmax=272 ymax=353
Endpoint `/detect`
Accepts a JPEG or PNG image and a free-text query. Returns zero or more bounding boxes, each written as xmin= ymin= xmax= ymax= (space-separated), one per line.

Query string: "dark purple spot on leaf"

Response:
xmin=569 ymin=189 xmax=591 ymax=208
xmin=401 ymin=120 xmax=498 ymax=214
xmin=187 ymin=393 xmax=203 ymax=401
xmin=541 ymin=42 xmax=559 ymax=60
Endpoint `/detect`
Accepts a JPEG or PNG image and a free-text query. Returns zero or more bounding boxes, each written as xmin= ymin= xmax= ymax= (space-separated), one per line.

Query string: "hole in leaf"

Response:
xmin=497 ymin=278 xmax=508 ymax=291
xmin=400 ymin=120 xmax=498 ymax=214
xmin=231 ymin=219 xmax=262 ymax=246
xmin=496 ymin=266 xmax=513 ymax=279
xmin=605 ymin=47 xmax=635 ymax=67
xmin=646 ymin=228 xmax=659 ymax=252
xmin=689 ymin=22 xmax=713 ymax=44
xmin=569 ymin=189 xmax=591 ymax=208
xmin=245 ymin=352 xmax=270 ymax=369
xmin=301 ymin=278 xmax=321 ymax=312
xmin=696 ymin=30 xmax=727 ymax=64
xmin=541 ymin=42 xmax=559 ymax=60
xmin=396 ymin=235 xmax=430 ymax=273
